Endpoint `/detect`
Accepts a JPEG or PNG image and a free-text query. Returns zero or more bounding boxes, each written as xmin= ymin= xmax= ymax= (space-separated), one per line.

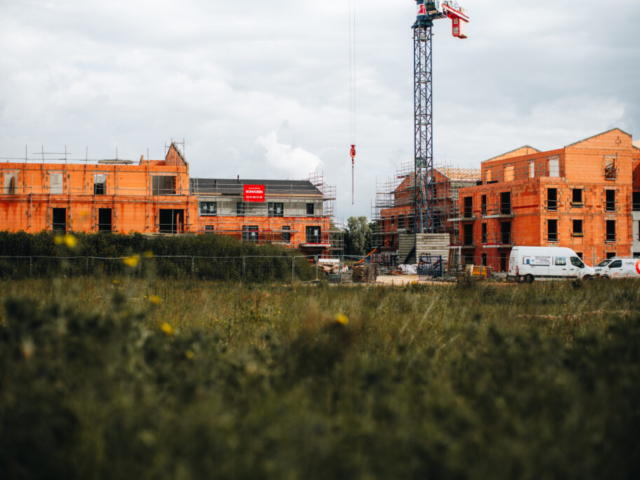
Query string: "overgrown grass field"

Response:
xmin=1 ymin=277 xmax=639 ymax=479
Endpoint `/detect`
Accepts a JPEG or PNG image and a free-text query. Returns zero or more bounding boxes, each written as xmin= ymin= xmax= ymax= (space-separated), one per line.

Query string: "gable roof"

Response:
xmin=190 ymin=178 xmax=323 ymax=196
xmin=435 ymin=166 xmax=481 ymax=182
xmin=565 ymin=127 xmax=632 ymax=148
xmin=482 ymin=146 xmax=540 ymax=164
xmin=165 ymin=143 xmax=188 ymax=166
xmin=633 ymin=140 xmax=640 ymax=150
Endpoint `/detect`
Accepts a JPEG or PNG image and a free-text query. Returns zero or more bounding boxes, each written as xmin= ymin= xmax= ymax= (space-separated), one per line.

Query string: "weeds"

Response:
xmin=0 ymin=278 xmax=639 ymax=479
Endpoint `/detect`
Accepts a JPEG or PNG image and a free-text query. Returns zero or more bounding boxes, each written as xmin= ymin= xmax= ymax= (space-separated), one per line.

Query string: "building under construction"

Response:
xmin=372 ymin=162 xmax=480 ymax=263
xmin=0 ymin=143 xmax=339 ymax=256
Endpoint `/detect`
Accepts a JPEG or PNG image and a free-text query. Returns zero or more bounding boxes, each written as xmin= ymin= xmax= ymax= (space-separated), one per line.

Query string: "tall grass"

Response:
xmin=0 ymin=278 xmax=639 ymax=479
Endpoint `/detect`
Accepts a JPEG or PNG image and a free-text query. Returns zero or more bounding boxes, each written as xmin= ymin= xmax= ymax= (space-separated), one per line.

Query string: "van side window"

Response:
xmin=609 ymin=260 xmax=622 ymax=269
xmin=555 ymin=257 xmax=566 ymax=266
xmin=570 ymin=257 xmax=584 ymax=269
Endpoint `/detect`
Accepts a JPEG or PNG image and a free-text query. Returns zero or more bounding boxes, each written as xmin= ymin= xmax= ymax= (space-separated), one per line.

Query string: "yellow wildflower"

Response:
xmin=123 ymin=254 xmax=140 ymax=268
xmin=113 ymin=279 xmax=120 ymax=285
xmin=54 ymin=236 xmax=64 ymax=245
xmin=335 ymin=314 xmax=349 ymax=326
xmin=144 ymin=251 xmax=154 ymax=259
xmin=160 ymin=323 xmax=174 ymax=336
xmin=185 ymin=350 xmax=195 ymax=359
xmin=63 ymin=234 xmax=77 ymax=249
xmin=149 ymin=295 xmax=162 ymax=305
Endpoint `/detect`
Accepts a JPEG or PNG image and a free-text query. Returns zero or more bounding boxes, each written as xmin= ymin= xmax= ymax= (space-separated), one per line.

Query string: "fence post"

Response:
xmin=86 ymin=256 xmax=89 ymax=274
xmin=291 ymin=257 xmax=295 ymax=284
xmin=29 ymin=256 xmax=33 ymax=277
xmin=191 ymin=256 xmax=195 ymax=276
xmin=242 ymin=257 xmax=246 ymax=280
xmin=315 ymin=255 xmax=319 ymax=281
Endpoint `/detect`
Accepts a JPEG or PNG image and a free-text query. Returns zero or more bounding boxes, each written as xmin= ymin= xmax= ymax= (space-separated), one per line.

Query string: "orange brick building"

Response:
xmin=455 ymin=128 xmax=640 ymax=272
xmin=0 ymin=144 xmax=332 ymax=254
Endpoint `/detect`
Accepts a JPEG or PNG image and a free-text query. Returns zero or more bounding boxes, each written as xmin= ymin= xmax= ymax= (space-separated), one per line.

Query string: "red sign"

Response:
xmin=418 ymin=4 xmax=426 ymax=15
xmin=243 ymin=185 xmax=265 ymax=203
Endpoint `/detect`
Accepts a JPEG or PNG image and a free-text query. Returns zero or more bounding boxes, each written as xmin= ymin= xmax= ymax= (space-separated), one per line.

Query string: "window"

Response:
xmin=501 ymin=221 xmax=511 ymax=244
xmin=268 ymin=202 xmax=284 ymax=217
xmin=464 ymin=197 xmax=473 ymax=218
xmin=570 ymin=257 xmax=585 ymax=269
xmin=50 ymin=173 xmax=63 ymax=194
xmin=548 ymin=219 xmax=558 ymax=242
xmin=463 ymin=224 xmax=474 ymax=246
xmin=609 ymin=260 xmax=623 ymax=269
xmin=555 ymin=257 xmax=567 ymax=266
xmin=237 ymin=202 xmax=245 ymax=216
xmin=98 ymin=208 xmax=112 ymax=232
xmin=548 ymin=157 xmax=560 ymax=177
xmin=305 ymin=226 xmax=322 ymax=244
xmin=94 ymin=174 xmax=106 ymax=195
xmin=205 ymin=225 xmax=214 ymax=233
xmin=306 ymin=203 xmax=315 ymax=216
xmin=481 ymin=223 xmax=487 ymax=244
xmin=200 ymin=202 xmax=217 ymax=216
xmin=547 ymin=188 xmax=558 ymax=211
xmin=529 ymin=162 xmax=535 ymax=179
xmin=282 ymin=226 xmax=291 ymax=243
xmin=606 ymin=252 xmax=616 ymax=259
xmin=606 ymin=220 xmax=616 ymax=242
xmin=500 ymin=192 xmax=511 ymax=215
xmin=159 ymin=209 xmax=184 ymax=234
xmin=4 ymin=173 xmax=17 ymax=194
xmin=152 ymin=176 xmax=176 ymax=195
xmin=52 ymin=208 xmax=66 ymax=232
xmin=604 ymin=157 xmax=616 ymax=180
xmin=242 ymin=225 xmax=259 ymax=242
xmin=398 ymin=216 xmax=405 ymax=230
xmin=605 ymin=190 xmax=616 ymax=212
xmin=481 ymin=195 xmax=487 ymax=215
xmin=573 ymin=220 xmax=583 ymax=237
xmin=572 ymin=189 xmax=583 ymax=206
xmin=634 ymin=192 xmax=640 ymax=212
xmin=504 ymin=165 xmax=514 ymax=182
xmin=481 ymin=254 xmax=487 ymax=266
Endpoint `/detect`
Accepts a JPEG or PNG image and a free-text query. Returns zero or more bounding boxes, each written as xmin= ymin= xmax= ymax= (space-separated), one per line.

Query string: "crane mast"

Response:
xmin=412 ymin=1 xmax=468 ymax=234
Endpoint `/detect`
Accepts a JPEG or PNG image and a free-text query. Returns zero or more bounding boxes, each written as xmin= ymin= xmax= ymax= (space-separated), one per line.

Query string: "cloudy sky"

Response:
xmin=1 ymin=0 xmax=638 ymax=220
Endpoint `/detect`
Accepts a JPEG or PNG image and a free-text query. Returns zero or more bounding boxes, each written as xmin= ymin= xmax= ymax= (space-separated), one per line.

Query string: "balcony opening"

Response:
xmin=463 ymin=224 xmax=474 ymax=246
xmin=52 ymin=208 xmax=66 ymax=232
xmin=605 ymin=189 xmax=616 ymax=212
xmin=306 ymin=226 xmax=322 ymax=244
xmin=501 ymin=221 xmax=511 ymax=244
xmin=548 ymin=219 xmax=558 ymax=242
xmin=481 ymin=253 xmax=487 ymax=266
xmin=282 ymin=226 xmax=291 ymax=243
xmin=606 ymin=220 xmax=616 ymax=243
xmin=464 ymin=197 xmax=473 ymax=218
xmin=634 ymin=192 xmax=640 ymax=212
xmin=306 ymin=203 xmax=315 ymax=216
xmin=500 ymin=191 xmax=511 ymax=215
xmin=547 ymin=188 xmax=558 ymax=211
xmin=481 ymin=195 xmax=487 ymax=215
xmin=98 ymin=208 xmax=112 ymax=232
xmin=481 ymin=223 xmax=487 ymax=244
xmin=159 ymin=209 xmax=184 ymax=234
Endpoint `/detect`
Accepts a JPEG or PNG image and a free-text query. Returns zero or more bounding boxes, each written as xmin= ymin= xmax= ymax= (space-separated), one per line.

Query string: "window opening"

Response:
xmin=605 ymin=190 xmax=616 ymax=212
xmin=268 ymin=202 xmax=284 ymax=217
xmin=94 ymin=175 xmax=106 ymax=195
xmin=98 ymin=208 xmax=112 ymax=232
xmin=606 ymin=220 xmax=616 ymax=242
xmin=200 ymin=202 xmax=217 ymax=216
xmin=573 ymin=220 xmax=583 ymax=237
xmin=547 ymin=188 xmax=558 ymax=211
xmin=572 ymin=188 xmax=583 ymax=206
xmin=548 ymin=219 xmax=558 ymax=242
xmin=52 ymin=208 xmax=66 ymax=232
xmin=152 ymin=176 xmax=176 ymax=195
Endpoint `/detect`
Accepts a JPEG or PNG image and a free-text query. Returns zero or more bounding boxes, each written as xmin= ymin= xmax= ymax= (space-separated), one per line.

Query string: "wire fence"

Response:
xmin=0 ymin=255 xmax=323 ymax=283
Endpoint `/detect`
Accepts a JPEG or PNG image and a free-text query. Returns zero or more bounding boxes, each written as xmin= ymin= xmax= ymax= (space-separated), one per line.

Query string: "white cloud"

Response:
xmin=256 ymin=132 xmax=323 ymax=179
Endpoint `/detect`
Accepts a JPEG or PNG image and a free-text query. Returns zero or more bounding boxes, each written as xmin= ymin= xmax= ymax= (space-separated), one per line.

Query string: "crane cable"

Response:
xmin=349 ymin=0 xmax=357 ymax=205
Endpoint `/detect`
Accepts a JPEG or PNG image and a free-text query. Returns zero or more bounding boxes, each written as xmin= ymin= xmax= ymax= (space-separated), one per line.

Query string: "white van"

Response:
xmin=595 ymin=258 xmax=640 ymax=279
xmin=508 ymin=246 xmax=595 ymax=283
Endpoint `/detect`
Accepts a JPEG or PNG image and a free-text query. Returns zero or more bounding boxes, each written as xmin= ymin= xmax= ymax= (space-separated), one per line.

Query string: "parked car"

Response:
xmin=595 ymin=258 xmax=640 ymax=279
xmin=508 ymin=246 xmax=595 ymax=283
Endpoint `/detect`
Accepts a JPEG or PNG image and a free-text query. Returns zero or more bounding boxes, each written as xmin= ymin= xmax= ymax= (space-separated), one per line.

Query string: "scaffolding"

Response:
xmin=371 ymin=162 xmax=481 ymax=255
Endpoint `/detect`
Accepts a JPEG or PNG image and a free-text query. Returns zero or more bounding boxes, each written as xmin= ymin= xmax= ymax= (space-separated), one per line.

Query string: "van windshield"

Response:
xmin=570 ymin=257 xmax=585 ymax=269
xmin=596 ymin=259 xmax=612 ymax=267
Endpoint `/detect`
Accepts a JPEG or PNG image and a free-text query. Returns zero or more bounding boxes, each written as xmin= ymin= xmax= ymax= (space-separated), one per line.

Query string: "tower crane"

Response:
xmin=412 ymin=1 xmax=468 ymax=234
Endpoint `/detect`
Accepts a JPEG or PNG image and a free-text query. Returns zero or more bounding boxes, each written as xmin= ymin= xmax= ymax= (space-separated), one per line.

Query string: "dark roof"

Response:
xmin=190 ymin=178 xmax=323 ymax=196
